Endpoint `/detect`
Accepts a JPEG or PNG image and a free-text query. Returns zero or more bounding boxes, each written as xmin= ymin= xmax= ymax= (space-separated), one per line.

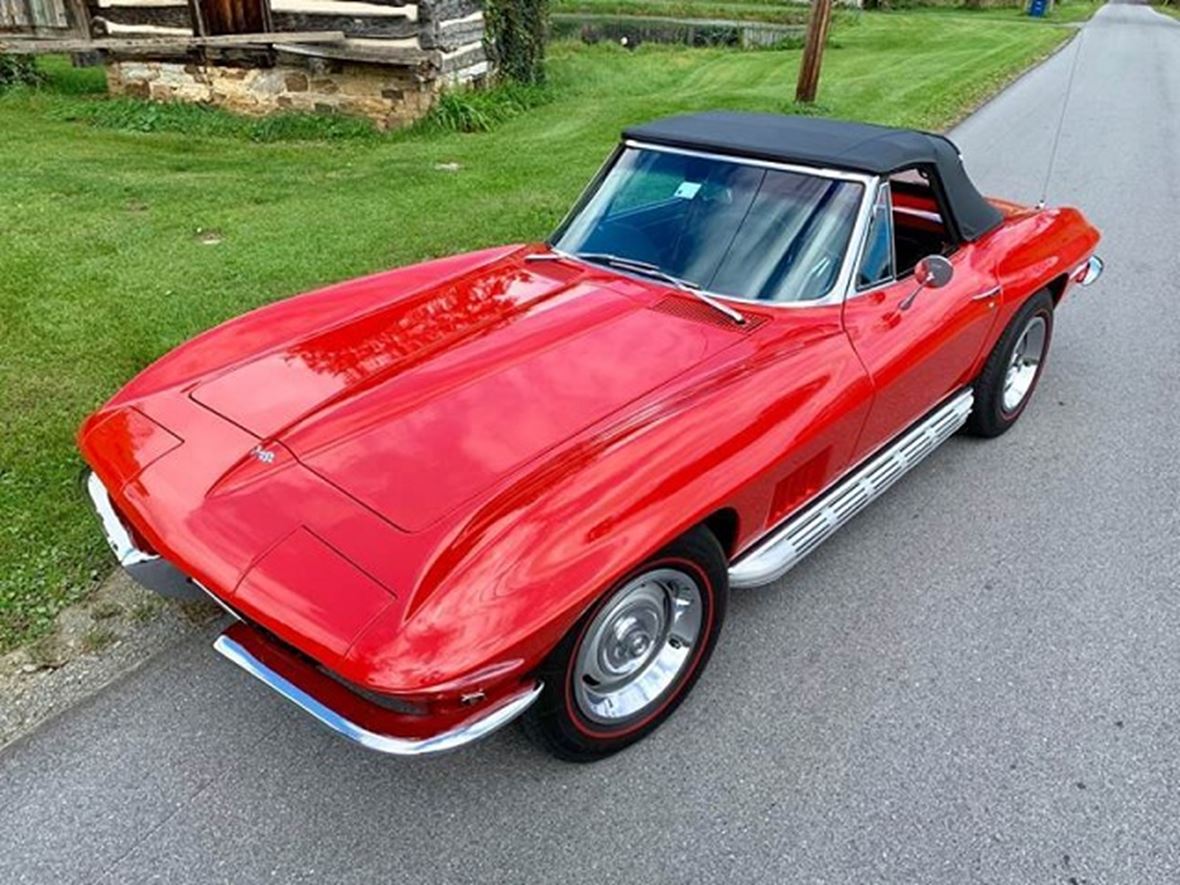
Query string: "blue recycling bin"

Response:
xmin=1028 ymin=0 xmax=1049 ymax=17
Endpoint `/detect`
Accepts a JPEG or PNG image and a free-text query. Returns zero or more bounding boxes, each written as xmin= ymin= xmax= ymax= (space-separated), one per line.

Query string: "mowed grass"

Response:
xmin=550 ymin=0 xmax=817 ymax=25
xmin=896 ymin=0 xmax=1103 ymax=25
xmin=0 ymin=10 xmax=1074 ymax=649
xmin=550 ymin=0 xmax=1102 ymax=26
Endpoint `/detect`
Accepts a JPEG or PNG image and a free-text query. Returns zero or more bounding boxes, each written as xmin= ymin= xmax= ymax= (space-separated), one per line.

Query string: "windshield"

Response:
xmin=553 ymin=147 xmax=865 ymax=304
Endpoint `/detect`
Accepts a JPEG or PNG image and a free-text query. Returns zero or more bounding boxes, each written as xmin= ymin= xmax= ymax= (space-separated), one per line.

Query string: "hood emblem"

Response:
xmin=250 ymin=444 xmax=276 ymax=465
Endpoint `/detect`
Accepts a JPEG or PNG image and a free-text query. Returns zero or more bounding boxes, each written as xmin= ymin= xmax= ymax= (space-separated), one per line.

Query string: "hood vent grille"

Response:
xmin=650 ymin=296 xmax=765 ymax=331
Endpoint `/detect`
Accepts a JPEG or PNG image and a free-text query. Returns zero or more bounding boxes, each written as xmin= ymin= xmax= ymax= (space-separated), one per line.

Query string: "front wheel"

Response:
xmin=523 ymin=526 xmax=728 ymax=762
xmin=966 ymin=290 xmax=1054 ymax=438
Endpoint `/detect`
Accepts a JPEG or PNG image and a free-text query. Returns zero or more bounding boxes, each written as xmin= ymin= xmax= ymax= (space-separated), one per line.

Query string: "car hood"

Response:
xmin=189 ymin=250 xmax=744 ymax=531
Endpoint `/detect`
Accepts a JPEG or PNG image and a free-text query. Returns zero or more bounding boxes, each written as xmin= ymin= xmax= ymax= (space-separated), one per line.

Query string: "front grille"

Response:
xmin=109 ymin=497 xmax=157 ymax=556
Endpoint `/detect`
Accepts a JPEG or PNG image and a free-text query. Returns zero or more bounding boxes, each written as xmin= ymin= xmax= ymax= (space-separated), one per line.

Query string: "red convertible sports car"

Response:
xmin=80 ymin=112 xmax=1102 ymax=761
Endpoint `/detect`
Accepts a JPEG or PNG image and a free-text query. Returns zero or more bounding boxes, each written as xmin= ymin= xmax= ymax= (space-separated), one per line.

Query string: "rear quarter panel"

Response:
xmin=984 ymin=205 xmax=1101 ymax=349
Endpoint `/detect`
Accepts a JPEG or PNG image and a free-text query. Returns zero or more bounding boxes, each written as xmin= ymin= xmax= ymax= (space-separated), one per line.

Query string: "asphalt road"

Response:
xmin=4 ymin=3 xmax=1179 ymax=882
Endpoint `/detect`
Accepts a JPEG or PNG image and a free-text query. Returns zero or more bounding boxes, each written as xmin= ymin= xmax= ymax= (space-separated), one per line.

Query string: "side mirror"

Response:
xmin=901 ymin=255 xmax=954 ymax=310
xmin=914 ymin=254 xmax=954 ymax=289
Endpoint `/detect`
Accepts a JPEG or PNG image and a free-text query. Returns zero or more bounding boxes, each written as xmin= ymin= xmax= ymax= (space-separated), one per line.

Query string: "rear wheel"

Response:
xmin=966 ymin=290 xmax=1054 ymax=438
xmin=523 ymin=526 xmax=728 ymax=762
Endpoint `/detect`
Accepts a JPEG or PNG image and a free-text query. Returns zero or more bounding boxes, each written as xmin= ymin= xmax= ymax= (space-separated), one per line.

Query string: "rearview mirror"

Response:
xmin=914 ymin=254 xmax=954 ymax=289
xmin=901 ymin=255 xmax=954 ymax=311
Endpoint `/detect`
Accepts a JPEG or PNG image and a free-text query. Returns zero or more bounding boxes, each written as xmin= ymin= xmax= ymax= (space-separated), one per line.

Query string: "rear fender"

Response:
xmin=992 ymin=207 xmax=1101 ymax=315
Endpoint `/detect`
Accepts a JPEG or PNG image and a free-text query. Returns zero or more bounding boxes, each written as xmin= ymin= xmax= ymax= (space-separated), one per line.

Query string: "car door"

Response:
xmin=842 ymin=178 xmax=1000 ymax=462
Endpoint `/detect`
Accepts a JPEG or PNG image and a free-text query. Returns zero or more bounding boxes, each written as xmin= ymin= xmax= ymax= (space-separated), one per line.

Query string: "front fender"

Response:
xmin=346 ymin=315 xmax=873 ymax=696
xmin=103 ymin=245 xmax=524 ymax=408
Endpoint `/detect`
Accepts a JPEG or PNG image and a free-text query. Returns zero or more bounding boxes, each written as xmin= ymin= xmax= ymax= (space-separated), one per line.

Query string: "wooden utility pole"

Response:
xmin=795 ymin=0 xmax=834 ymax=104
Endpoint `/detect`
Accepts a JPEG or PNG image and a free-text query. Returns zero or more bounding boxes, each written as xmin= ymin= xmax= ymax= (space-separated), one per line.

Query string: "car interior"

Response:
xmin=889 ymin=167 xmax=957 ymax=277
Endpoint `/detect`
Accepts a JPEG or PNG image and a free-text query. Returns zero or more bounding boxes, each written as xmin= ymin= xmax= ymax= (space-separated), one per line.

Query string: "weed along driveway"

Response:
xmin=6 ymin=1 xmax=1180 ymax=882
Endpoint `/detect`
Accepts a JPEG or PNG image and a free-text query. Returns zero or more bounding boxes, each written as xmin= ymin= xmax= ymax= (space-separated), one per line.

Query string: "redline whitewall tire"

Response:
xmin=523 ymin=526 xmax=728 ymax=762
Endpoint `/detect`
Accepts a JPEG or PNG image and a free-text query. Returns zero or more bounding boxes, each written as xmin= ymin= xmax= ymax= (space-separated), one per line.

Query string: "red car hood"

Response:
xmin=187 ymin=249 xmax=739 ymax=531
xmin=82 ymin=246 xmax=759 ymax=691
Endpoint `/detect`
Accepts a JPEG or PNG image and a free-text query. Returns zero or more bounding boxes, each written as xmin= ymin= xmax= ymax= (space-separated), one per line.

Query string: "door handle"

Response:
xmin=971 ymin=286 xmax=1002 ymax=302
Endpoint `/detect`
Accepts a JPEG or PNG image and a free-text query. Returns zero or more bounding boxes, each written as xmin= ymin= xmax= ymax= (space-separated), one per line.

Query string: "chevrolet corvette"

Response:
xmin=80 ymin=112 xmax=1103 ymax=761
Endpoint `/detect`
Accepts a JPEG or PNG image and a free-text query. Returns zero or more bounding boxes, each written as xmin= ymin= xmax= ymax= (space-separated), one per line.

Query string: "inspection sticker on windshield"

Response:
xmin=674 ymin=181 xmax=702 ymax=199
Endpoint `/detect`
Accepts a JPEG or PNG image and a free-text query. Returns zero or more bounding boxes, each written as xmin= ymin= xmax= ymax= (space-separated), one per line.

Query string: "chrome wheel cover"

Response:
xmin=1002 ymin=315 xmax=1047 ymax=414
xmin=573 ymin=568 xmax=704 ymax=726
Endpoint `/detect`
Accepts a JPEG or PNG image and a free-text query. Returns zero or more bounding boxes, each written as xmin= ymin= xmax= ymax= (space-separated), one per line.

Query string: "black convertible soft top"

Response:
xmin=623 ymin=111 xmax=1003 ymax=242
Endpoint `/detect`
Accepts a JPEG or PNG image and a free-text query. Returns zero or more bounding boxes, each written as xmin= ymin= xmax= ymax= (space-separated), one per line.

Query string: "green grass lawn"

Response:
xmin=550 ymin=0 xmax=816 ymax=25
xmin=550 ymin=0 xmax=1103 ymax=26
xmin=896 ymin=0 xmax=1104 ymax=25
xmin=1151 ymin=2 xmax=1180 ymax=20
xmin=1041 ymin=0 xmax=1105 ymax=24
xmin=0 ymin=9 xmax=1075 ymax=649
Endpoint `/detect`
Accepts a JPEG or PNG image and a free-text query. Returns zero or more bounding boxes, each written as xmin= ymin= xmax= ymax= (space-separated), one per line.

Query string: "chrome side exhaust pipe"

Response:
xmin=728 ymin=389 xmax=974 ymax=589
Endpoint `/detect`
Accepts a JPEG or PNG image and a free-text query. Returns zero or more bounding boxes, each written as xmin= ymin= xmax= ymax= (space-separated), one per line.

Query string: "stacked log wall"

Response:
xmin=86 ymin=0 xmax=485 ymax=80
xmin=92 ymin=0 xmax=486 ymax=126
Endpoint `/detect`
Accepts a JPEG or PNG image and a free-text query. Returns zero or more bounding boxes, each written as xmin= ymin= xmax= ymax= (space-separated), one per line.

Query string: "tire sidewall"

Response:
xmin=563 ymin=555 xmax=716 ymax=741
xmin=972 ymin=291 xmax=1055 ymax=436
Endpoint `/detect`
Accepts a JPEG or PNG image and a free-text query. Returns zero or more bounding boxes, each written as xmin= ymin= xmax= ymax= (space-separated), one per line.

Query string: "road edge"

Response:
xmin=0 ymin=571 xmax=220 ymax=752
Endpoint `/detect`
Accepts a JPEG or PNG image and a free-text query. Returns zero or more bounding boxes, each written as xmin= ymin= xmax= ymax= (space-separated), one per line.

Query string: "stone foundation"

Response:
xmin=105 ymin=58 xmax=445 ymax=130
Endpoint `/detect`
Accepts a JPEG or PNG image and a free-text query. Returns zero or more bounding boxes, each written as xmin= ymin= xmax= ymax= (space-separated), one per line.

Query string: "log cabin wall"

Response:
xmin=2 ymin=0 xmax=69 ymax=32
xmin=199 ymin=0 xmax=271 ymax=36
xmin=2 ymin=0 xmax=87 ymax=37
xmin=91 ymin=0 xmax=487 ymax=127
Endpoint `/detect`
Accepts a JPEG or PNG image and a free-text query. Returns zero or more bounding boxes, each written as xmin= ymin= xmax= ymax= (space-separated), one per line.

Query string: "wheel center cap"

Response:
xmin=627 ymin=632 xmax=652 ymax=658
xmin=602 ymin=612 xmax=660 ymax=675
xmin=572 ymin=568 xmax=706 ymax=726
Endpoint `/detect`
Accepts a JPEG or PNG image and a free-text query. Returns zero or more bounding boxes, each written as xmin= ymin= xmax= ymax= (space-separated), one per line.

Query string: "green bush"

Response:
xmin=485 ymin=0 xmax=550 ymax=85
xmin=418 ymin=82 xmax=551 ymax=133
xmin=0 ymin=54 xmax=42 ymax=89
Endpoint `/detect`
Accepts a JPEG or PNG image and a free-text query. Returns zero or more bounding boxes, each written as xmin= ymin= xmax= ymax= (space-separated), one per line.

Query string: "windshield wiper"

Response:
xmin=572 ymin=252 xmax=746 ymax=325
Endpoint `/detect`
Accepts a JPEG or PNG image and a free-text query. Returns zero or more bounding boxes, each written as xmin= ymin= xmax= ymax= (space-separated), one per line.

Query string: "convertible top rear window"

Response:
xmin=553 ymin=147 xmax=864 ymax=304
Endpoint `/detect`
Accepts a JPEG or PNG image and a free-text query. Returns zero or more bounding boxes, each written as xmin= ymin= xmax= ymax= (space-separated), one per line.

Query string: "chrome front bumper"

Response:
xmin=86 ymin=472 xmax=540 ymax=757
xmin=214 ymin=624 xmax=543 ymax=756
xmin=84 ymin=471 xmax=208 ymax=602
